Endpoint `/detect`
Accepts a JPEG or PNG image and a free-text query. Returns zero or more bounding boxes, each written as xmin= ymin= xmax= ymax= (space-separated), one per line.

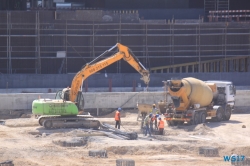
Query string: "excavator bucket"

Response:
xmin=137 ymin=103 xmax=152 ymax=115
xmin=137 ymin=103 xmax=152 ymax=129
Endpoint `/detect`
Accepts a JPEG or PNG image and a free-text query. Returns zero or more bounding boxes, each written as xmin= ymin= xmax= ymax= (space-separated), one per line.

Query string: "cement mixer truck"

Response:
xmin=162 ymin=77 xmax=236 ymax=126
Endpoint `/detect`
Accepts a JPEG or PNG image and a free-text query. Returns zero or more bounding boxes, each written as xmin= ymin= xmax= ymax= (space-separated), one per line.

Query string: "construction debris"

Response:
xmin=100 ymin=123 xmax=138 ymax=140
xmin=0 ymin=121 xmax=5 ymax=125
xmin=116 ymin=159 xmax=135 ymax=166
xmin=242 ymin=125 xmax=246 ymax=128
xmin=52 ymin=137 xmax=88 ymax=147
xmin=0 ymin=160 xmax=14 ymax=166
xmin=198 ymin=147 xmax=219 ymax=157
xmin=89 ymin=150 xmax=108 ymax=158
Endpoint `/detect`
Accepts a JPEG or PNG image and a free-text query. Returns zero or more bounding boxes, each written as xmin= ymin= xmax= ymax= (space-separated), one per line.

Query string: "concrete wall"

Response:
xmin=0 ymin=87 xmax=161 ymax=93
xmin=1 ymin=73 xmax=250 ymax=89
xmin=0 ymin=92 xmax=166 ymax=110
xmin=0 ymin=90 xmax=249 ymax=111
xmin=234 ymin=90 xmax=250 ymax=107
xmin=1 ymin=86 xmax=250 ymax=94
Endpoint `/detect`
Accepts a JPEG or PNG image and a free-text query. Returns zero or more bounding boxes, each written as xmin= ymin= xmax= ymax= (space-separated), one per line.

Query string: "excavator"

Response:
xmin=32 ymin=43 xmax=150 ymax=129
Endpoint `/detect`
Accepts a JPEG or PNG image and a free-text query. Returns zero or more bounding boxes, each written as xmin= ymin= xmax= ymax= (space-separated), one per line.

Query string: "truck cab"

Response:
xmin=205 ymin=80 xmax=236 ymax=111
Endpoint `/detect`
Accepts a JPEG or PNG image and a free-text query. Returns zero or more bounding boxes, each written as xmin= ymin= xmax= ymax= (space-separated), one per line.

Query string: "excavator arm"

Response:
xmin=69 ymin=43 xmax=150 ymax=103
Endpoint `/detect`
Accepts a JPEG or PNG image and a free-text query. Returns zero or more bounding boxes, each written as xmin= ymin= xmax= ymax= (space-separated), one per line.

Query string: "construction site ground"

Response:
xmin=0 ymin=110 xmax=250 ymax=166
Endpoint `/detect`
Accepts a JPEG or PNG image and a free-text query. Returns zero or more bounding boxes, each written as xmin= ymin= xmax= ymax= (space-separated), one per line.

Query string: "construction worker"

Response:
xmin=151 ymin=104 xmax=159 ymax=115
xmin=144 ymin=113 xmax=152 ymax=136
xmin=150 ymin=114 xmax=154 ymax=132
xmin=115 ymin=107 xmax=121 ymax=129
xmin=150 ymin=104 xmax=159 ymax=131
xmin=158 ymin=117 xmax=164 ymax=135
xmin=155 ymin=114 xmax=159 ymax=130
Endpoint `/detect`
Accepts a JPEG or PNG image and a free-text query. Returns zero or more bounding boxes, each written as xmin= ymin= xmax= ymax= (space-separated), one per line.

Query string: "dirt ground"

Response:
xmin=0 ymin=111 xmax=250 ymax=166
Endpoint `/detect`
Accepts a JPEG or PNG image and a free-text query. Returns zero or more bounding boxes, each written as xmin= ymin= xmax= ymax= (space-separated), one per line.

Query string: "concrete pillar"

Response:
xmin=213 ymin=62 xmax=216 ymax=72
xmin=167 ymin=68 xmax=169 ymax=73
xmin=208 ymin=15 xmax=212 ymax=22
xmin=179 ymin=66 xmax=182 ymax=73
xmin=226 ymin=60 xmax=228 ymax=72
xmin=243 ymin=57 xmax=248 ymax=72
xmin=217 ymin=61 xmax=219 ymax=72
xmin=229 ymin=59 xmax=234 ymax=72
xmin=238 ymin=59 xmax=241 ymax=72
xmin=220 ymin=61 xmax=223 ymax=72
xmin=247 ymin=57 xmax=250 ymax=72
xmin=233 ymin=59 xmax=236 ymax=71
xmin=192 ymin=65 xmax=194 ymax=73
xmin=186 ymin=66 xmax=188 ymax=73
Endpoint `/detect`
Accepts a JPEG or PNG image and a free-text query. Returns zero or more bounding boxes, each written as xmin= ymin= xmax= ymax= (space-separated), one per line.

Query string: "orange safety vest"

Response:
xmin=158 ymin=120 xmax=164 ymax=129
xmin=115 ymin=111 xmax=120 ymax=121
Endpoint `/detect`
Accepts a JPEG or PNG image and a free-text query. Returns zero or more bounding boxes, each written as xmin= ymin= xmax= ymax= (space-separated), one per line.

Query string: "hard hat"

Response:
xmin=152 ymin=104 xmax=156 ymax=106
xmin=159 ymin=117 xmax=161 ymax=120
xmin=156 ymin=114 xmax=159 ymax=118
xmin=118 ymin=107 xmax=122 ymax=111
xmin=149 ymin=113 xmax=152 ymax=117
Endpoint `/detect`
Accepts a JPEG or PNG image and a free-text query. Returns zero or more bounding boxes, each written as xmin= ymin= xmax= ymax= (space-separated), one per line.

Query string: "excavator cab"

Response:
xmin=55 ymin=88 xmax=84 ymax=111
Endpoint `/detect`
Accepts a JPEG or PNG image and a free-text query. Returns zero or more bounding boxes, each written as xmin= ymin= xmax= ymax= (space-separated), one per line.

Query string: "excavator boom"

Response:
xmin=70 ymin=43 xmax=150 ymax=103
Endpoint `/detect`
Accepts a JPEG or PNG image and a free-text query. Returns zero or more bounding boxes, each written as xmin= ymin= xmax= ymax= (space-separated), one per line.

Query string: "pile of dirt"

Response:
xmin=4 ymin=118 xmax=39 ymax=127
xmin=0 ymin=110 xmax=32 ymax=119
xmin=106 ymin=144 xmax=196 ymax=156
xmin=52 ymin=137 xmax=88 ymax=147
xmin=148 ymin=155 xmax=197 ymax=161
xmin=189 ymin=124 xmax=214 ymax=136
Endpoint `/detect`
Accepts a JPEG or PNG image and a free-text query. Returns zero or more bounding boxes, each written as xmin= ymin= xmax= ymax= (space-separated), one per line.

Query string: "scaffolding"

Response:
xmin=0 ymin=11 xmax=250 ymax=74
xmin=204 ymin=0 xmax=229 ymax=21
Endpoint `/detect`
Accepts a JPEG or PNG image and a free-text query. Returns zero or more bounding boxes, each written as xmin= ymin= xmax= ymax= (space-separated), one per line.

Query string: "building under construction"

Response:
xmin=0 ymin=0 xmax=250 ymax=74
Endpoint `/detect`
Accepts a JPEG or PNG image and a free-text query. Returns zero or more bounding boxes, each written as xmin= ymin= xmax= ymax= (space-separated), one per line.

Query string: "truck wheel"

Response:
xmin=215 ymin=108 xmax=223 ymax=122
xmin=43 ymin=120 xmax=53 ymax=129
xmin=200 ymin=112 xmax=206 ymax=123
xmin=188 ymin=112 xmax=199 ymax=125
xmin=167 ymin=121 xmax=177 ymax=126
xmin=178 ymin=121 xmax=184 ymax=125
xmin=172 ymin=121 xmax=178 ymax=126
xmin=167 ymin=121 xmax=172 ymax=126
xmin=223 ymin=105 xmax=231 ymax=121
xmin=193 ymin=112 xmax=200 ymax=125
